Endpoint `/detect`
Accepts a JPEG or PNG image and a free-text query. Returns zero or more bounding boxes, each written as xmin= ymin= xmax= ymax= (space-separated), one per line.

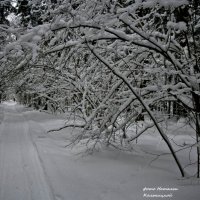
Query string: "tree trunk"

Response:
xmin=192 ymin=92 xmax=200 ymax=178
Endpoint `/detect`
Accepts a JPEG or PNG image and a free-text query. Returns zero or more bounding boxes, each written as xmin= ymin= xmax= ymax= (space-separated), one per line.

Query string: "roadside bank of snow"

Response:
xmin=25 ymin=107 xmax=200 ymax=200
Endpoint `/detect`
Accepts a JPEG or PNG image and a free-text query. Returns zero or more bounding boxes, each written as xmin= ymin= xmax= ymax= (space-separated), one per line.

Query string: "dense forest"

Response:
xmin=0 ymin=0 xmax=200 ymax=178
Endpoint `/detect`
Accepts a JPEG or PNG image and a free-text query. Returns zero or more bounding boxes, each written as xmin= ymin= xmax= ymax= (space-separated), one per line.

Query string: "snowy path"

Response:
xmin=0 ymin=102 xmax=200 ymax=200
xmin=0 ymin=104 xmax=55 ymax=200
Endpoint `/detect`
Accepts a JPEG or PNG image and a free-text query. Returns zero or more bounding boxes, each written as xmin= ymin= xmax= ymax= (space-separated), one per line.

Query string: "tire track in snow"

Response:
xmin=0 ymin=104 xmax=56 ymax=200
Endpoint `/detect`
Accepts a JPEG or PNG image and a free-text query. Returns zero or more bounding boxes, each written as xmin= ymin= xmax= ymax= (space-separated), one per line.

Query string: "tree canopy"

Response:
xmin=0 ymin=0 xmax=200 ymax=177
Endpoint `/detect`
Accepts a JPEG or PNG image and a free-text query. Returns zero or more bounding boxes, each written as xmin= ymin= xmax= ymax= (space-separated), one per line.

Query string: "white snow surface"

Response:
xmin=0 ymin=102 xmax=199 ymax=200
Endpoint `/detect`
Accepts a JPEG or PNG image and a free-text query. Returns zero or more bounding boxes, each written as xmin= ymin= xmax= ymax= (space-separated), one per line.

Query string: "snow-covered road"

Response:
xmin=0 ymin=102 xmax=199 ymax=200
xmin=0 ymin=103 xmax=54 ymax=200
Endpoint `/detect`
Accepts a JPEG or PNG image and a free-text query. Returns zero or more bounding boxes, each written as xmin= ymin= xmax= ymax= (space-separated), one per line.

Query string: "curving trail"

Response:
xmin=0 ymin=103 xmax=55 ymax=200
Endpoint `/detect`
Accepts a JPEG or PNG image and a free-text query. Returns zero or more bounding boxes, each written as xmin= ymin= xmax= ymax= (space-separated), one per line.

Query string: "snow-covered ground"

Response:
xmin=0 ymin=102 xmax=199 ymax=200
